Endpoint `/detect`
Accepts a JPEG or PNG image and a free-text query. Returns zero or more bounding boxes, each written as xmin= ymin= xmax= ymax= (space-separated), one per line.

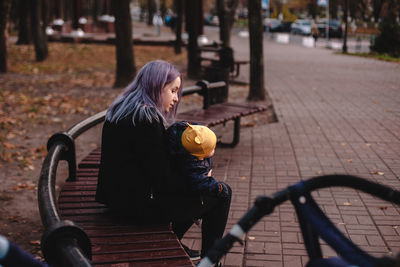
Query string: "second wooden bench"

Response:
xmin=179 ymin=80 xmax=268 ymax=147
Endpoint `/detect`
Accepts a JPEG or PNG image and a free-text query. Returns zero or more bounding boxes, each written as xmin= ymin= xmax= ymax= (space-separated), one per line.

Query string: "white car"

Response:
xmin=291 ymin=19 xmax=312 ymax=35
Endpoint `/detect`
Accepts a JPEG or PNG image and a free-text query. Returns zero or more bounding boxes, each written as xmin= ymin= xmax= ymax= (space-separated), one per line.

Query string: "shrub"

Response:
xmin=371 ymin=19 xmax=400 ymax=57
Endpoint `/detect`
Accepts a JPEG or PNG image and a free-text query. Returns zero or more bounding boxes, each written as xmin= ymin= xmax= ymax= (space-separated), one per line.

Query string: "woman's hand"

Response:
xmin=208 ymin=169 xmax=213 ymax=177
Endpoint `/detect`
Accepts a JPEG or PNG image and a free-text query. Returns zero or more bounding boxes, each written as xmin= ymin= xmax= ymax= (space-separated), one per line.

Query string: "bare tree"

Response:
xmin=329 ymin=0 xmax=339 ymax=19
xmin=112 ymin=0 xmax=136 ymax=87
xmin=0 ymin=0 xmax=11 ymax=72
xmin=16 ymin=0 xmax=31 ymax=44
xmin=307 ymin=0 xmax=318 ymax=19
xmin=174 ymin=0 xmax=183 ymax=54
xmin=147 ymin=0 xmax=156 ymax=25
xmin=372 ymin=0 xmax=386 ymax=22
xmin=185 ymin=0 xmax=202 ymax=78
xmin=216 ymin=0 xmax=239 ymax=47
xmin=247 ymin=0 xmax=265 ymax=101
xmin=30 ymin=0 xmax=48 ymax=61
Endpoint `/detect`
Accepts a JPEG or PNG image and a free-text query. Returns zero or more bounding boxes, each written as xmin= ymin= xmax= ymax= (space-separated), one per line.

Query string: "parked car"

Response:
xmin=264 ymin=18 xmax=282 ymax=32
xmin=290 ymin=19 xmax=312 ymax=35
xmin=317 ymin=19 xmax=343 ymax=38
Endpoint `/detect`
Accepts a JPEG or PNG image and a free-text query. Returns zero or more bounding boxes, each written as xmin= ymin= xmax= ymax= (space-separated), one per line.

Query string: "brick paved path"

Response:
xmin=183 ymin=37 xmax=400 ymax=266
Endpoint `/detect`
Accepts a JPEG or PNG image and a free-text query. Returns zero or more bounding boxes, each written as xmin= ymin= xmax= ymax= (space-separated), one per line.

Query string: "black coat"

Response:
xmin=96 ymin=112 xmax=188 ymax=216
xmin=166 ymin=121 xmax=220 ymax=196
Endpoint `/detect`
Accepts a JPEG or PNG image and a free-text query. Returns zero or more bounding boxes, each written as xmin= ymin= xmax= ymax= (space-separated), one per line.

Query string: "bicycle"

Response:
xmin=198 ymin=174 xmax=400 ymax=267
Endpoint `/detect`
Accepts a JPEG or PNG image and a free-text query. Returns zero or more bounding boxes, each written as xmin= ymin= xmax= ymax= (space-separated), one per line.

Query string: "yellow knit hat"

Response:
xmin=181 ymin=124 xmax=217 ymax=160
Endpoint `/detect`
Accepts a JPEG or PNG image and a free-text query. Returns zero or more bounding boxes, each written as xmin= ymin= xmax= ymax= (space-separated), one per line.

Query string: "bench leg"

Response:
xmin=217 ymin=117 xmax=240 ymax=148
xmin=233 ymin=63 xmax=241 ymax=78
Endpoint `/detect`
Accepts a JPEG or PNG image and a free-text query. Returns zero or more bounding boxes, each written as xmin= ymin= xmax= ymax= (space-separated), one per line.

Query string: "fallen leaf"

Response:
xmin=248 ymin=236 xmax=255 ymax=240
xmin=386 ymin=109 xmax=392 ymax=113
xmin=343 ymin=202 xmax=352 ymax=206
xmin=3 ymin=143 xmax=15 ymax=149
xmin=347 ymin=159 xmax=353 ymax=163
xmin=378 ymin=206 xmax=388 ymax=210
xmin=370 ymin=170 xmax=378 ymax=175
xmin=366 ymin=143 xmax=371 ymax=147
xmin=378 ymin=172 xmax=384 ymax=176
xmin=240 ymin=176 xmax=248 ymax=180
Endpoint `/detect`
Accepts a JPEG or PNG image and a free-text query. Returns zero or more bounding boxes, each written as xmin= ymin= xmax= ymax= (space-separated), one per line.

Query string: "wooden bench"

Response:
xmin=38 ymin=111 xmax=195 ymax=266
xmin=179 ymin=80 xmax=268 ymax=147
xmin=199 ymin=44 xmax=249 ymax=80
xmin=37 ymin=80 xmax=267 ymax=266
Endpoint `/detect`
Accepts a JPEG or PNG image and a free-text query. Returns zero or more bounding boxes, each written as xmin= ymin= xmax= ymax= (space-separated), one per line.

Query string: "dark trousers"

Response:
xmin=155 ymin=184 xmax=232 ymax=256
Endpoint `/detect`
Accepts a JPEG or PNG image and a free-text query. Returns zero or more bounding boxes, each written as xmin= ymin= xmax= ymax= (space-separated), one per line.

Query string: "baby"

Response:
xmin=166 ymin=122 xmax=229 ymax=198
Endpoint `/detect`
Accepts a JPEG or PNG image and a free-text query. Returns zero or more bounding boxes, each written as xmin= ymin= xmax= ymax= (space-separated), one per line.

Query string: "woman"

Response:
xmin=96 ymin=60 xmax=232 ymax=260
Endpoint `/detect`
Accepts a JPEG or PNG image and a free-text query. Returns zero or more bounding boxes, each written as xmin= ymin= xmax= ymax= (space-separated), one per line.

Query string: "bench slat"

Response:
xmin=92 ymin=240 xmax=180 ymax=253
xmin=94 ymin=257 xmax=193 ymax=267
xmin=92 ymin=250 xmax=188 ymax=264
xmin=177 ymin=102 xmax=266 ymax=127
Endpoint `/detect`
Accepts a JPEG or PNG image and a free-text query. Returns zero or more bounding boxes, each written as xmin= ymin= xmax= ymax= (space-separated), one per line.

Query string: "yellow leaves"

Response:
xmin=240 ymin=176 xmax=248 ymax=181
xmin=11 ymin=181 xmax=37 ymax=191
xmin=347 ymin=158 xmax=353 ymax=163
xmin=343 ymin=202 xmax=352 ymax=206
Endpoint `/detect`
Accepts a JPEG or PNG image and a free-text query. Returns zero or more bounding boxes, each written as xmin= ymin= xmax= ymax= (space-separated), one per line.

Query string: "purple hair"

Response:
xmin=106 ymin=60 xmax=183 ymax=126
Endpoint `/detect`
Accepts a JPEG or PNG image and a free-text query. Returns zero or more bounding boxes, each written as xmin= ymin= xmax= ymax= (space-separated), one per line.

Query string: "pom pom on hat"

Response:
xmin=181 ymin=124 xmax=217 ymax=160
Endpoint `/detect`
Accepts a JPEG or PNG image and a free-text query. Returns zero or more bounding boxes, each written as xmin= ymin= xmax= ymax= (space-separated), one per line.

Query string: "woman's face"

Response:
xmin=161 ymin=77 xmax=181 ymax=113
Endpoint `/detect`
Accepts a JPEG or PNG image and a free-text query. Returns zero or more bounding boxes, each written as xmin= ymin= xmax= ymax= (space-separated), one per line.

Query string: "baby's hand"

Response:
xmin=208 ymin=169 xmax=212 ymax=177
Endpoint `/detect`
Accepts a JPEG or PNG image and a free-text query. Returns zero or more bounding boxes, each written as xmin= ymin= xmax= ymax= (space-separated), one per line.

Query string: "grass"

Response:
xmin=340 ymin=51 xmax=400 ymax=63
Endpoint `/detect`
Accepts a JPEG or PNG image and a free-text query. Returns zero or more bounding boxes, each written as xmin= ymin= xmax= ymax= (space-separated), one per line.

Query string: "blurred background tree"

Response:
xmin=371 ymin=0 xmax=400 ymax=57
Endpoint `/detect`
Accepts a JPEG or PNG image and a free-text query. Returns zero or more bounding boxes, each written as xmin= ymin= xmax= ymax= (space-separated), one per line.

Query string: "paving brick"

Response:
xmin=181 ymin=36 xmax=400 ymax=266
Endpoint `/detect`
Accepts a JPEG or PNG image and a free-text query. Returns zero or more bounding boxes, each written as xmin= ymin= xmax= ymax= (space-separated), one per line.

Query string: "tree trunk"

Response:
xmin=42 ymin=0 xmax=49 ymax=31
xmin=216 ymin=0 xmax=239 ymax=47
xmin=329 ymin=0 xmax=338 ymax=19
xmin=174 ymin=0 xmax=183 ymax=54
xmin=54 ymin=0 xmax=61 ymax=18
xmin=307 ymin=0 xmax=318 ymax=19
xmin=72 ymin=0 xmax=82 ymax=30
xmin=147 ymin=0 xmax=155 ymax=25
xmin=342 ymin=0 xmax=348 ymax=53
xmin=112 ymin=0 xmax=136 ymax=88
xmin=247 ymin=0 xmax=265 ymax=101
xmin=185 ymin=0 xmax=201 ymax=78
xmin=0 ymin=0 xmax=11 ymax=73
xmin=30 ymin=0 xmax=48 ymax=62
xmin=16 ymin=0 xmax=31 ymax=44
xmin=161 ymin=0 xmax=167 ymax=19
